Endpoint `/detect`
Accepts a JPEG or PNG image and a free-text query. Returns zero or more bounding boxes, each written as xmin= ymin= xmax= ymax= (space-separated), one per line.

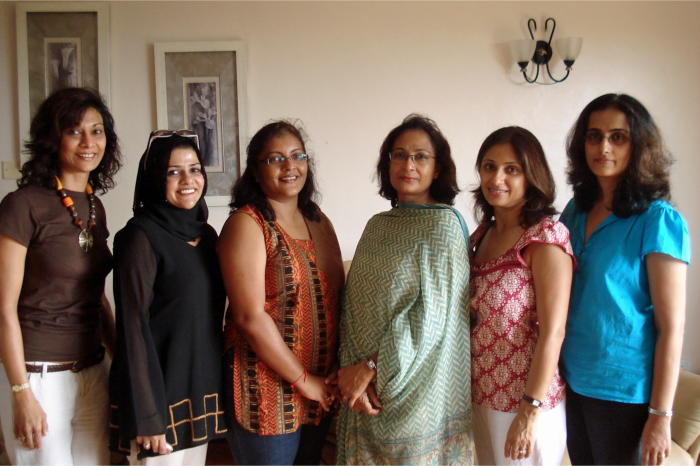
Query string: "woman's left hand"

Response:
xmin=337 ymin=362 xmax=375 ymax=409
xmin=641 ymin=415 xmax=672 ymax=466
xmin=504 ymin=403 xmax=538 ymax=461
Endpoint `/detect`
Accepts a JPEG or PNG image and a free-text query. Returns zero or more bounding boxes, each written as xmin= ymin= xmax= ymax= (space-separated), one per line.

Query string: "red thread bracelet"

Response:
xmin=291 ymin=369 xmax=308 ymax=388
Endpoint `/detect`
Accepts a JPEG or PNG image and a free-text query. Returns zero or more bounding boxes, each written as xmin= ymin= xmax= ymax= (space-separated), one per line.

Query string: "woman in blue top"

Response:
xmin=559 ymin=93 xmax=690 ymax=466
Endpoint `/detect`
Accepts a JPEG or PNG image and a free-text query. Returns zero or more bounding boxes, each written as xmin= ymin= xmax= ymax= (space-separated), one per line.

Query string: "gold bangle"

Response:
xmin=11 ymin=382 xmax=30 ymax=394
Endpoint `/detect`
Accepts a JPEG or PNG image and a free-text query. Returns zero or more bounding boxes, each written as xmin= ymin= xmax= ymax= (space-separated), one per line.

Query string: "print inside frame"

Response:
xmin=183 ymin=77 xmax=224 ymax=173
xmin=44 ymin=37 xmax=83 ymax=96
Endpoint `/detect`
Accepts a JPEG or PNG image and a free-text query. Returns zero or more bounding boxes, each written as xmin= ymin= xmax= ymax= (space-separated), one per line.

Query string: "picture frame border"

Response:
xmin=16 ymin=2 xmax=110 ymax=164
xmin=154 ymin=40 xmax=248 ymax=207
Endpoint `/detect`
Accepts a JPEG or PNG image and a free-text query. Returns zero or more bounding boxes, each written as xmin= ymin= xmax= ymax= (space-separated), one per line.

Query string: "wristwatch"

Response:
xmin=365 ymin=357 xmax=377 ymax=372
xmin=12 ymin=382 xmax=30 ymax=394
xmin=522 ymin=394 xmax=543 ymax=408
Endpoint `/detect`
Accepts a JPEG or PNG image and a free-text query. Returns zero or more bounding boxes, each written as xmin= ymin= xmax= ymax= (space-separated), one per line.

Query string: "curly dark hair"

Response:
xmin=230 ymin=120 xmax=320 ymax=222
xmin=566 ymin=93 xmax=672 ymax=217
xmin=376 ymin=114 xmax=459 ymax=207
xmin=19 ymin=87 xmax=122 ymax=194
xmin=471 ymin=126 xmax=557 ymax=227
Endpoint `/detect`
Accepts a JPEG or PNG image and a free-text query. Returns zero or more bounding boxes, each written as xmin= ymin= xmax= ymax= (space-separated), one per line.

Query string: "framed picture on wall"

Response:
xmin=155 ymin=41 xmax=248 ymax=207
xmin=16 ymin=2 xmax=110 ymax=163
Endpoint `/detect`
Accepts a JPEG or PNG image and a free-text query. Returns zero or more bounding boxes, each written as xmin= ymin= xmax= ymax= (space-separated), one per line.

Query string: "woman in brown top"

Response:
xmin=0 ymin=87 xmax=122 ymax=465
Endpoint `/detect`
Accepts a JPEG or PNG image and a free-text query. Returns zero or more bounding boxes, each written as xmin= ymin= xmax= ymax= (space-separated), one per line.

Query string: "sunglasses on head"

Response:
xmin=143 ymin=130 xmax=200 ymax=170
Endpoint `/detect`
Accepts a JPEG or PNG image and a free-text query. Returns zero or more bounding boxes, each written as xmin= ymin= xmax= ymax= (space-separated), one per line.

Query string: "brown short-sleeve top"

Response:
xmin=0 ymin=185 xmax=112 ymax=361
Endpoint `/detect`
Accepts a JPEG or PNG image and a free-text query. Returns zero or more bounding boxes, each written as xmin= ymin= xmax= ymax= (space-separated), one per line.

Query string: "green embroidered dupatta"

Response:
xmin=337 ymin=203 xmax=474 ymax=465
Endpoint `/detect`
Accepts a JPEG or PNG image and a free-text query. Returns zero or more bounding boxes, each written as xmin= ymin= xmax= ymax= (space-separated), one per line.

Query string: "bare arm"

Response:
xmin=0 ymin=234 xmax=48 ymax=449
xmin=641 ymin=253 xmax=686 ymax=466
xmin=504 ymin=242 xmax=572 ymax=460
xmin=217 ymin=213 xmax=330 ymax=410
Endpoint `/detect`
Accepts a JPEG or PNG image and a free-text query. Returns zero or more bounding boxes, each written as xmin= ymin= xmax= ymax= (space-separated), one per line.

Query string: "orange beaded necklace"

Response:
xmin=55 ymin=176 xmax=96 ymax=252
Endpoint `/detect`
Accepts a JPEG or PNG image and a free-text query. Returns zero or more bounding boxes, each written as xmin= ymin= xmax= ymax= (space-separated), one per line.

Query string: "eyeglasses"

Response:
xmin=143 ymin=130 xmax=199 ymax=169
xmin=584 ymin=130 xmax=630 ymax=146
xmin=388 ymin=151 xmax=435 ymax=165
xmin=259 ymin=154 xmax=309 ymax=165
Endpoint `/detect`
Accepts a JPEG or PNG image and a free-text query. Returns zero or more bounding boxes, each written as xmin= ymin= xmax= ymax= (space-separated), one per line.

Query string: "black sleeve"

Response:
xmin=113 ymin=225 xmax=167 ymax=436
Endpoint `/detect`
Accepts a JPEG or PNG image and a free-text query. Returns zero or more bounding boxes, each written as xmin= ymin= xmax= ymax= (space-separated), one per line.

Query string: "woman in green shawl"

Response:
xmin=335 ymin=115 xmax=474 ymax=464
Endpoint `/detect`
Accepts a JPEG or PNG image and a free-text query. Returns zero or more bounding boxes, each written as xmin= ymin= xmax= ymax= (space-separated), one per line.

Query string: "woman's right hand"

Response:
xmin=137 ymin=434 xmax=172 ymax=456
xmin=337 ymin=362 xmax=375 ymax=408
xmin=13 ymin=389 xmax=48 ymax=450
xmin=295 ymin=374 xmax=333 ymax=411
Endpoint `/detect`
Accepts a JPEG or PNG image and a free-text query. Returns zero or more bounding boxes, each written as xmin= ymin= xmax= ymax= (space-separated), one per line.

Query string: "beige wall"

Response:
xmin=0 ymin=1 xmax=698 ymax=372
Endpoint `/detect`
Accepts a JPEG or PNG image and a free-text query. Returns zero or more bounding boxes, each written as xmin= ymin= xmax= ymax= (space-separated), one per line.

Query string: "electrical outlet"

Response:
xmin=2 ymin=160 xmax=21 ymax=179
xmin=680 ymin=359 xmax=691 ymax=371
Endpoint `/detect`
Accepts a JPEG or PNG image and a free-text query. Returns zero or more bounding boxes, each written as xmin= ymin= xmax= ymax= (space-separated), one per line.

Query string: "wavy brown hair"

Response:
xmin=376 ymin=114 xmax=459 ymax=207
xmin=472 ymin=126 xmax=557 ymax=227
xmin=19 ymin=87 xmax=122 ymax=193
xmin=230 ymin=120 xmax=320 ymax=222
xmin=566 ymin=93 xmax=672 ymax=217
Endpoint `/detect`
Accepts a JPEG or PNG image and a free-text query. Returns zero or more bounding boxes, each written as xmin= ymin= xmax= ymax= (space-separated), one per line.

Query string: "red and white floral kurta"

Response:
xmin=469 ymin=218 xmax=574 ymax=413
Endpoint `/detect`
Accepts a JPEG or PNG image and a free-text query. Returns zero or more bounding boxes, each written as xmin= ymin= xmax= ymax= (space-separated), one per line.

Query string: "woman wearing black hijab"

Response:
xmin=108 ymin=131 xmax=227 ymax=465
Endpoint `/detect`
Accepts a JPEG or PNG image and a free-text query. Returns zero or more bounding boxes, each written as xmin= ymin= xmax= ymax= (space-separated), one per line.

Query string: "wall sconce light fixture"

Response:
xmin=509 ymin=18 xmax=582 ymax=84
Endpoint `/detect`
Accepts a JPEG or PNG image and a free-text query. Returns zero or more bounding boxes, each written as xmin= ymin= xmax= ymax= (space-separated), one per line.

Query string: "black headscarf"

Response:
xmin=132 ymin=134 xmax=209 ymax=241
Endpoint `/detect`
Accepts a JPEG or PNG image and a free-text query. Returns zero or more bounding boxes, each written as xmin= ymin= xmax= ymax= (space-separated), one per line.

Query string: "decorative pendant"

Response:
xmin=79 ymin=229 xmax=94 ymax=252
xmin=56 ymin=176 xmax=96 ymax=253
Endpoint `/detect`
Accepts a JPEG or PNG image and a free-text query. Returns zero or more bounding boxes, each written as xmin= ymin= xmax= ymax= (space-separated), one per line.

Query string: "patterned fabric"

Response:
xmin=470 ymin=218 xmax=574 ymax=413
xmin=336 ymin=203 xmax=474 ymax=465
xmin=223 ymin=206 xmax=339 ymax=435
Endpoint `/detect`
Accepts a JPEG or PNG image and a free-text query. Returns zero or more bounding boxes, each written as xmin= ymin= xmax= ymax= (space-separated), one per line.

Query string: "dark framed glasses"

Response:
xmin=143 ymin=130 xmax=199 ymax=169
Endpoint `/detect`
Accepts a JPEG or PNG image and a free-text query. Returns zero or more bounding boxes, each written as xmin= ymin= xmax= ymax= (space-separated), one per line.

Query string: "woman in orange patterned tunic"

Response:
xmin=469 ymin=127 xmax=575 ymax=465
xmin=217 ymin=121 xmax=344 ymax=465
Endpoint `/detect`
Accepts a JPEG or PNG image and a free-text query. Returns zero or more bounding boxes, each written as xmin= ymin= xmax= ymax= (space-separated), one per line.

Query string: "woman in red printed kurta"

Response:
xmin=469 ymin=127 xmax=575 ymax=465
xmin=217 ymin=121 xmax=344 ymax=465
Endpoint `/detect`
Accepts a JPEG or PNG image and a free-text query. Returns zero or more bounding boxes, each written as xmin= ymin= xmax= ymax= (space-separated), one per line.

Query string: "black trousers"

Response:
xmin=565 ymin=385 xmax=648 ymax=465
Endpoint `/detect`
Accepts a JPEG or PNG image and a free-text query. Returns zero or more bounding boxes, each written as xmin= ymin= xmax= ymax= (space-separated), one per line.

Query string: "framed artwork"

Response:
xmin=155 ymin=41 xmax=248 ymax=207
xmin=16 ymin=2 xmax=110 ymax=163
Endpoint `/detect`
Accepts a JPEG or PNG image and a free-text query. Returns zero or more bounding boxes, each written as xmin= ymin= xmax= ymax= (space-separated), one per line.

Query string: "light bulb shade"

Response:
xmin=555 ymin=37 xmax=583 ymax=61
xmin=509 ymin=40 xmax=537 ymax=64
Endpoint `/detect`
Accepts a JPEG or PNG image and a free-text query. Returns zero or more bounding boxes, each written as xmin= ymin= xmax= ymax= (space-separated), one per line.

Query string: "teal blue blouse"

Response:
xmin=559 ymin=199 xmax=690 ymax=403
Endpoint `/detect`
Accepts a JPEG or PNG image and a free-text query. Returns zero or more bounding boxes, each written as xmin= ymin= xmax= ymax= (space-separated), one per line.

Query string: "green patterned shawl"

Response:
xmin=336 ymin=203 xmax=474 ymax=465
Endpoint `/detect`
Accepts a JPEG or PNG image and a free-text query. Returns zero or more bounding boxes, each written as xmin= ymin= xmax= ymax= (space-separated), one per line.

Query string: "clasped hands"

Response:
xmin=326 ymin=361 xmax=382 ymax=415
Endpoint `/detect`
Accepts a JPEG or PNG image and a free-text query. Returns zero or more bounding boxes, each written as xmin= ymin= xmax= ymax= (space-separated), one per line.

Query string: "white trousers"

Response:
xmin=0 ymin=359 xmax=110 ymax=465
xmin=473 ymin=401 xmax=567 ymax=466
xmin=129 ymin=441 xmax=208 ymax=466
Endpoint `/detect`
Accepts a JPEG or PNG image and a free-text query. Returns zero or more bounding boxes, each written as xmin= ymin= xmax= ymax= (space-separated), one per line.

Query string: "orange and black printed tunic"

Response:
xmin=223 ymin=205 xmax=343 ymax=435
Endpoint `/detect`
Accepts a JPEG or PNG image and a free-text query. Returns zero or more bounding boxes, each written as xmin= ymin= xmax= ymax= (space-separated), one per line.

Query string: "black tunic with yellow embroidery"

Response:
xmin=108 ymin=215 xmax=227 ymax=459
